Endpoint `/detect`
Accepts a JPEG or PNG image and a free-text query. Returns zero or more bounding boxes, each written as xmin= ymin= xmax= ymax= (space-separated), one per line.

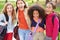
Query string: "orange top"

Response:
xmin=18 ymin=10 xmax=29 ymax=30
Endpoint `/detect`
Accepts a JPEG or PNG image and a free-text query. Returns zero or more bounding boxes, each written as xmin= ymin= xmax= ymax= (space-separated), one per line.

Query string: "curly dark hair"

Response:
xmin=28 ymin=4 xmax=46 ymax=20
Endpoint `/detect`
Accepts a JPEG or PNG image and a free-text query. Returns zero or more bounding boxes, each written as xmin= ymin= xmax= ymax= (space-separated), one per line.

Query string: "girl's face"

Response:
xmin=17 ymin=0 xmax=25 ymax=10
xmin=33 ymin=10 xmax=39 ymax=18
xmin=46 ymin=3 xmax=53 ymax=14
xmin=7 ymin=5 xmax=13 ymax=14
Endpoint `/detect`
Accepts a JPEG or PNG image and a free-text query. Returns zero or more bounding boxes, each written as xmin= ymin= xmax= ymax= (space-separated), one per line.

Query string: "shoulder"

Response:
xmin=52 ymin=14 xmax=59 ymax=22
xmin=0 ymin=13 xmax=6 ymax=21
xmin=24 ymin=8 xmax=29 ymax=13
xmin=0 ymin=13 xmax=5 ymax=17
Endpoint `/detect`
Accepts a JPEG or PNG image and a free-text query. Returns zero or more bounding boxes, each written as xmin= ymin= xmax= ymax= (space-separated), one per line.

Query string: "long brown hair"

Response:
xmin=3 ymin=2 xmax=16 ymax=23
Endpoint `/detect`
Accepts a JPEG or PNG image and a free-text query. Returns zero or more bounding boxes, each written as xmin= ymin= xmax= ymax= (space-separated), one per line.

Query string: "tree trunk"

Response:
xmin=55 ymin=0 xmax=57 ymax=3
xmin=46 ymin=0 xmax=50 ymax=4
xmin=56 ymin=0 xmax=60 ymax=6
xmin=36 ymin=0 xmax=39 ymax=3
xmin=57 ymin=0 xmax=60 ymax=3
xmin=37 ymin=0 xmax=39 ymax=2
xmin=32 ymin=0 xmax=33 ymax=3
xmin=5 ymin=0 xmax=8 ymax=3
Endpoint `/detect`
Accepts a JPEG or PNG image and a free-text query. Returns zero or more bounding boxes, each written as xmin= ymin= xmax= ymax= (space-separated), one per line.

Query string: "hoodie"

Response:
xmin=46 ymin=12 xmax=59 ymax=40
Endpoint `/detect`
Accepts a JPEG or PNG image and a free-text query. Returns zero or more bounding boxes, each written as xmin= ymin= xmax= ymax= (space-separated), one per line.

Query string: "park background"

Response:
xmin=0 ymin=0 xmax=60 ymax=13
xmin=0 ymin=0 xmax=60 ymax=40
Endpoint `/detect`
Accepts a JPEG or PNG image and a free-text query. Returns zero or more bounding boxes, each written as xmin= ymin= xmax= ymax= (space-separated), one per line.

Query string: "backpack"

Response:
xmin=14 ymin=25 xmax=20 ymax=40
xmin=0 ymin=13 xmax=9 ymax=40
xmin=52 ymin=13 xmax=60 ymax=32
xmin=52 ymin=13 xmax=60 ymax=40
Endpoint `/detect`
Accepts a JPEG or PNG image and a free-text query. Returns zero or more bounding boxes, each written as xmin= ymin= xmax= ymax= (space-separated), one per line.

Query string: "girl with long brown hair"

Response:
xmin=16 ymin=0 xmax=31 ymax=40
xmin=0 ymin=2 xmax=17 ymax=40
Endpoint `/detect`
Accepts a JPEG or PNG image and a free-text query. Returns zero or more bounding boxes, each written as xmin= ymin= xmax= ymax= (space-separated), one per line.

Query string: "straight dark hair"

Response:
xmin=47 ymin=2 xmax=56 ymax=9
xmin=16 ymin=0 xmax=27 ymax=12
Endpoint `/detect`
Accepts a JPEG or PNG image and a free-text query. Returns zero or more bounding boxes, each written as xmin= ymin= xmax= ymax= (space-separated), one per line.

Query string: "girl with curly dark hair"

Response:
xmin=28 ymin=4 xmax=46 ymax=40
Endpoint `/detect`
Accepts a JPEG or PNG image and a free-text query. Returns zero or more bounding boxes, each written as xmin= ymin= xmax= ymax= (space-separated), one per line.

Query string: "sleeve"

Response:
xmin=0 ymin=14 xmax=5 ymax=25
xmin=43 ymin=18 xmax=46 ymax=30
xmin=44 ymin=18 xmax=46 ymax=25
xmin=52 ymin=16 xmax=59 ymax=40
xmin=14 ymin=20 xmax=17 ymax=27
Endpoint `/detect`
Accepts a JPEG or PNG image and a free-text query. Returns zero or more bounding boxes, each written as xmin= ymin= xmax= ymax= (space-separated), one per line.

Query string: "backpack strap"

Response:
xmin=33 ymin=19 xmax=40 ymax=33
xmin=52 ymin=15 xmax=56 ymax=25
xmin=3 ymin=13 xmax=9 ymax=22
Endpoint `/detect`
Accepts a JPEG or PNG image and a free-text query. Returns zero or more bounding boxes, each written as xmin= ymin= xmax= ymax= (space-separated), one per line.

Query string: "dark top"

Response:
xmin=59 ymin=21 xmax=60 ymax=32
xmin=31 ymin=19 xmax=45 ymax=29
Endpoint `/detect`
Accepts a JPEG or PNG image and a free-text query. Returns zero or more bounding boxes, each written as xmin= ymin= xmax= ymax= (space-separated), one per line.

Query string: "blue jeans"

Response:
xmin=18 ymin=29 xmax=30 ymax=40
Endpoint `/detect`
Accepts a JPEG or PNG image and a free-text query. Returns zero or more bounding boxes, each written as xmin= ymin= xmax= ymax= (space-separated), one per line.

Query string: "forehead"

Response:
xmin=33 ymin=10 xmax=39 ymax=13
xmin=46 ymin=3 xmax=52 ymax=7
xmin=17 ymin=0 xmax=24 ymax=3
xmin=7 ymin=5 xmax=12 ymax=8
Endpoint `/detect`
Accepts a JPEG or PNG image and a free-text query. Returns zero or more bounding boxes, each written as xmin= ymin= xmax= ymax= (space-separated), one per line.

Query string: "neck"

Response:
xmin=47 ymin=11 xmax=53 ymax=14
xmin=7 ymin=13 xmax=12 ymax=16
xmin=34 ymin=17 xmax=39 ymax=20
xmin=19 ymin=7 xmax=24 ymax=11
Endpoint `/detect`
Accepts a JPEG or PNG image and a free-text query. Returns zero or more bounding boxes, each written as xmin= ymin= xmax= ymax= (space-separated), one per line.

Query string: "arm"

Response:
xmin=0 ymin=13 xmax=8 ymax=26
xmin=52 ymin=17 xmax=59 ymax=40
xmin=0 ymin=14 xmax=5 ymax=25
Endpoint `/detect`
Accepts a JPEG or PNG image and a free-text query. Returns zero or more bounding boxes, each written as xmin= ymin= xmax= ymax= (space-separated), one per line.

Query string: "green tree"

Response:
xmin=46 ymin=0 xmax=50 ymax=4
xmin=5 ymin=0 xmax=8 ymax=3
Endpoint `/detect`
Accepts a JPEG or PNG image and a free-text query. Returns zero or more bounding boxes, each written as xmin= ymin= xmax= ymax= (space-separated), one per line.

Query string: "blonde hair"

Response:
xmin=2 ymin=2 xmax=16 ymax=23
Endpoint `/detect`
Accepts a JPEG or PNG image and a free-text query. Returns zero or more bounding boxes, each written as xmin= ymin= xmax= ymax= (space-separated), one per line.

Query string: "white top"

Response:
xmin=0 ymin=13 xmax=17 ymax=33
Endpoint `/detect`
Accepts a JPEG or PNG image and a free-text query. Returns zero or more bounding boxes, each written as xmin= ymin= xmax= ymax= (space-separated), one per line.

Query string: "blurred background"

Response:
xmin=0 ymin=0 xmax=60 ymax=13
xmin=0 ymin=0 xmax=60 ymax=40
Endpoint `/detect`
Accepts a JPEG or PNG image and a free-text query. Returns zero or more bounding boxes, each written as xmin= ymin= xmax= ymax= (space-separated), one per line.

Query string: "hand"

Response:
xmin=38 ymin=27 xmax=44 ymax=32
xmin=5 ymin=21 xmax=8 ymax=24
xmin=17 ymin=24 xmax=19 ymax=27
xmin=29 ymin=31 xmax=32 ymax=35
xmin=3 ymin=21 xmax=8 ymax=26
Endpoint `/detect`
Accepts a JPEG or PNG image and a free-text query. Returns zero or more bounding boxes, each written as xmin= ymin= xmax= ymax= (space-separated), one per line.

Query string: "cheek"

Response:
xmin=17 ymin=2 xmax=20 ymax=8
xmin=38 ymin=13 xmax=39 ymax=16
xmin=46 ymin=8 xmax=52 ymax=12
xmin=10 ymin=8 xmax=13 ymax=12
xmin=7 ymin=8 xmax=10 ymax=12
xmin=46 ymin=7 xmax=50 ymax=10
xmin=7 ymin=9 xmax=9 ymax=12
xmin=33 ymin=13 xmax=34 ymax=17
xmin=22 ymin=4 xmax=25 ymax=6
xmin=33 ymin=13 xmax=39 ymax=17
xmin=48 ymin=8 xmax=53 ymax=12
xmin=10 ymin=7 xmax=13 ymax=11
